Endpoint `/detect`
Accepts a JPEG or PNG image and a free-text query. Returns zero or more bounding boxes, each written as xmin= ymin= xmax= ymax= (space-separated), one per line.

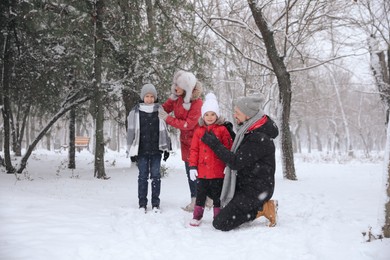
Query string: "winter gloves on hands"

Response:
xmin=163 ymin=151 xmax=170 ymax=162
xmin=201 ymin=130 xmax=219 ymax=147
xmin=131 ymin=152 xmax=169 ymax=163
xmin=158 ymin=107 xmax=168 ymax=121
xmin=189 ymin=169 xmax=198 ymax=181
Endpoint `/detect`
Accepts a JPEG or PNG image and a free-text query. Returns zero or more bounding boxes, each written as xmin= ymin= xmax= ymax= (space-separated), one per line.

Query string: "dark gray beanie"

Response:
xmin=235 ymin=96 xmax=264 ymax=118
xmin=140 ymin=83 xmax=157 ymax=100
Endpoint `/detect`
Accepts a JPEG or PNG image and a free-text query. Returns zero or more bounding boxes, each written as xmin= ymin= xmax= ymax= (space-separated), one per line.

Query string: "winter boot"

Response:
xmin=182 ymin=197 xmax=196 ymax=212
xmin=190 ymin=205 xmax=204 ymax=226
xmin=256 ymin=200 xmax=278 ymax=227
xmin=213 ymin=207 xmax=221 ymax=219
xmin=205 ymin=196 xmax=213 ymax=210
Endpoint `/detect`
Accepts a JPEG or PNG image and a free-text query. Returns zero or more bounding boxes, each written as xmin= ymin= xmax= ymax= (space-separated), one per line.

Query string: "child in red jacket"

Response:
xmin=188 ymin=93 xmax=233 ymax=226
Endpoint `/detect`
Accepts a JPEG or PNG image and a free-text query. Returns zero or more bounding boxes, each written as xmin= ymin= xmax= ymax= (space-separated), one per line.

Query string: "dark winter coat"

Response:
xmin=189 ymin=120 xmax=233 ymax=179
xmin=231 ymin=117 xmax=277 ymax=202
xmin=138 ymin=110 xmax=160 ymax=155
xmin=202 ymin=115 xmax=279 ymax=231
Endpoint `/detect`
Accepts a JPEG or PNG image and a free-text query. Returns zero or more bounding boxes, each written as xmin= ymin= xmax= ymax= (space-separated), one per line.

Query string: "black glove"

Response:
xmin=130 ymin=156 xmax=138 ymax=163
xmin=201 ymin=130 xmax=219 ymax=147
xmin=163 ymin=151 xmax=170 ymax=161
xmin=223 ymin=121 xmax=236 ymax=140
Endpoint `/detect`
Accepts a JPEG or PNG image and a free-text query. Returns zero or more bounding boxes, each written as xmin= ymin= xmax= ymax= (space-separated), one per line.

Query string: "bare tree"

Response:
xmin=353 ymin=0 xmax=390 ymax=238
xmin=92 ymin=0 xmax=108 ymax=179
xmin=247 ymin=0 xmax=297 ymax=180
xmin=196 ymin=0 xmax=360 ymax=180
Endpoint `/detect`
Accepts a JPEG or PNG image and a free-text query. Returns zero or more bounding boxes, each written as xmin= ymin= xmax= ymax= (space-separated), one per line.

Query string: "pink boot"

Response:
xmin=190 ymin=206 xmax=204 ymax=226
xmin=213 ymin=207 xmax=221 ymax=218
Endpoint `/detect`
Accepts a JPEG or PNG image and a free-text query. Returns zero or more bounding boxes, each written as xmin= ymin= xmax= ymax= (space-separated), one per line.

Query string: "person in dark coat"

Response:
xmin=201 ymin=95 xmax=279 ymax=231
xmin=127 ymin=84 xmax=171 ymax=213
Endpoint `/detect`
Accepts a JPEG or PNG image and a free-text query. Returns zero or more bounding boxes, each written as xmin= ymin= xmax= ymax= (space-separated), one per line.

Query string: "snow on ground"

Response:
xmin=0 ymin=149 xmax=389 ymax=260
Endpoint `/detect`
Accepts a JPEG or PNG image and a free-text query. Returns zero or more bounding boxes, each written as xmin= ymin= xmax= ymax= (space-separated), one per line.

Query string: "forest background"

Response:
xmin=1 ymin=1 xmax=389 ymax=236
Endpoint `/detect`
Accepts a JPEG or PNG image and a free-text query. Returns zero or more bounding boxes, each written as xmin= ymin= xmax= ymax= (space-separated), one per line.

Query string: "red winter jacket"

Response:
xmin=162 ymin=96 xmax=202 ymax=162
xmin=189 ymin=122 xmax=233 ymax=179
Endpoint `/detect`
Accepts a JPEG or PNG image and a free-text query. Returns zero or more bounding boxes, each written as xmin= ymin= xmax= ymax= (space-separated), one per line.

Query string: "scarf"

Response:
xmin=220 ymin=112 xmax=266 ymax=207
xmin=127 ymin=103 xmax=170 ymax=156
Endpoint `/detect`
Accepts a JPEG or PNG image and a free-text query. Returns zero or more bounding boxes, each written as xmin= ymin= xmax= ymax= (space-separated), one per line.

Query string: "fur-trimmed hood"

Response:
xmin=170 ymin=70 xmax=203 ymax=110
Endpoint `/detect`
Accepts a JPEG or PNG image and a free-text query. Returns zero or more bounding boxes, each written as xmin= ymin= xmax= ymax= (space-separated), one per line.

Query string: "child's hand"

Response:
xmin=189 ymin=169 xmax=198 ymax=181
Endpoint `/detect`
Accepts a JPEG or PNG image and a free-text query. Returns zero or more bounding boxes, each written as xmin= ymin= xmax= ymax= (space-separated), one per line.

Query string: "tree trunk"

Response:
xmin=92 ymin=0 xmax=108 ymax=179
xmin=369 ymin=36 xmax=390 ymax=238
xmin=329 ymin=69 xmax=352 ymax=156
xmin=248 ymin=1 xmax=297 ymax=180
xmin=17 ymin=105 xmax=30 ymax=155
xmin=145 ymin=0 xmax=155 ymax=35
xmin=383 ymin=43 xmax=390 ymax=238
xmin=68 ymin=107 xmax=76 ymax=169
xmin=383 ymin=118 xmax=390 ymax=237
xmin=306 ymin=122 xmax=311 ymax=153
xmin=315 ymin=126 xmax=322 ymax=152
xmin=45 ymin=131 xmax=51 ymax=151
xmin=122 ymin=88 xmax=139 ymax=130
xmin=9 ymin=102 xmax=30 ymax=156
xmin=1 ymin=21 xmax=15 ymax=173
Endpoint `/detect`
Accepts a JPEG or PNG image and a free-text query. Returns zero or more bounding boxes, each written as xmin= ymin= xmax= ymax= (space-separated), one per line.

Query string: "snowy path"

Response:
xmin=0 ymin=150 xmax=389 ymax=260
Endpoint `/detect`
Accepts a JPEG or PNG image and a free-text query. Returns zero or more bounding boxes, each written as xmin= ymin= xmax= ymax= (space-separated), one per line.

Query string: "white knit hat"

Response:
xmin=201 ymin=93 xmax=220 ymax=117
xmin=170 ymin=70 xmax=197 ymax=110
xmin=140 ymin=83 xmax=157 ymax=100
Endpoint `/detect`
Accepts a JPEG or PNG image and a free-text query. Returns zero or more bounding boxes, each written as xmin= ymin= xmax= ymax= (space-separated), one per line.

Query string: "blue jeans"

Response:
xmin=137 ymin=153 xmax=162 ymax=207
xmin=185 ymin=161 xmax=197 ymax=198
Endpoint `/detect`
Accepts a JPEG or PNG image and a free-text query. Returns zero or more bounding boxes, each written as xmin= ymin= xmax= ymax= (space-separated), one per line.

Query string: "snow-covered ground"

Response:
xmin=0 ymin=149 xmax=389 ymax=260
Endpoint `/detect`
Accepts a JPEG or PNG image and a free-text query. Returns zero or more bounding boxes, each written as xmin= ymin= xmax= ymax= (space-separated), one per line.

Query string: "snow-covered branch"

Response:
xmin=288 ymin=54 xmax=360 ymax=73
xmin=195 ymin=10 xmax=273 ymax=71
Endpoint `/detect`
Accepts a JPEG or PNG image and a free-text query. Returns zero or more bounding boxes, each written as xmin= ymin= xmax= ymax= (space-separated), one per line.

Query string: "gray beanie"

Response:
xmin=140 ymin=83 xmax=157 ymax=100
xmin=235 ymin=96 xmax=264 ymax=118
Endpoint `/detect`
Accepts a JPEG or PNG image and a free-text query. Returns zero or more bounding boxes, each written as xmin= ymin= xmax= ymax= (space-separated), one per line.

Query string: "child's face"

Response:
xmin=203 ymin=111 xmax=217 ymax=125
xmin=143 ymin=93 xmax=155 ymax=104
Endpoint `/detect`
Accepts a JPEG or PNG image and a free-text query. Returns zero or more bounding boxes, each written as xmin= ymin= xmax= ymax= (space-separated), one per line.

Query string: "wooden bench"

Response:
xmin=75 ymin=136 xmax=90 ymax=151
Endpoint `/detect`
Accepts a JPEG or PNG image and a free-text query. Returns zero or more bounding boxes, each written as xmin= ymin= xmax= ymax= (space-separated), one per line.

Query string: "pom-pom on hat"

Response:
xmin=201 ymin=93 xmax=220 ymax=117
xmin=235 ymin=96 xmax=264 ymax=118
xmin=140 ymin=83 xmax=157 ymax=100
xmin=170 ymin=70 xmax=197 ymax=110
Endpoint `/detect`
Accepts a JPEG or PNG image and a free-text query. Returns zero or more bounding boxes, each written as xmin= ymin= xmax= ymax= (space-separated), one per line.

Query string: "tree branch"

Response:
xmin=195 ymin=10 xmax=274 ymax=71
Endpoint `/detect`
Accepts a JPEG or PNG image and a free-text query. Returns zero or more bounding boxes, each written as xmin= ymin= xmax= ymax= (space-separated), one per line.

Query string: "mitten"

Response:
xmin=130 ymin=156 xmax=138 ymax=163
xmin=163 ymin=151 xmax=170 ymax=161
xmin=201 ymin=131 xmax=219 ymax=147
xmin=223 ymin=121 xmax=236 ymax=140
xmin=158 ymin=107 xmax=168 ymax=121
xmin=189 ymin=169 xmax=198 ymax=181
